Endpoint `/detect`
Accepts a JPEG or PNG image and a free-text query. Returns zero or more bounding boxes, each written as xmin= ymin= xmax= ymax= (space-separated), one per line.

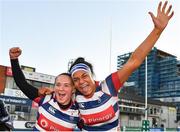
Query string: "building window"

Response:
xmin=13 ymin=81 xmax=18 ymax=89
xmin=50 ymin=84 xmax=54 ymax=88
xmin=161 ymin=109 xmax=163 ymax=113
xmin=157 ymin=108 xmax=159 ymax=113
xmin=150 ymin=108 xmax=153 ymax=114
xmin=129 ymin=115 xmax=134 ymax=120
xmin=5 ymin=77 xmax=14 ymax=88
xmin=136 ymin=116 xmax=141 ymax=121
xmin=124 ymin=107 xmax=127 ymax=111
xmin=32 ymin=81 xmax=42 ymax=88
xmin=15 ymin=105 xmax=21 ymax=111
xmin=154 ymin=108 xmax=157 ymax=114
xmin=22 ymin=106 xmax=29 ymax=113
xmin=42 ymin=83 xmax=50 ymax=87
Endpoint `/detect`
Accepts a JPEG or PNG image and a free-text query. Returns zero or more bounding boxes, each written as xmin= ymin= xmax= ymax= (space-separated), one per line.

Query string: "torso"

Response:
xmin=34 ymin=94 xmax=79 ymax=131
xmin=76 ymin=72 xmax=123 ymax=131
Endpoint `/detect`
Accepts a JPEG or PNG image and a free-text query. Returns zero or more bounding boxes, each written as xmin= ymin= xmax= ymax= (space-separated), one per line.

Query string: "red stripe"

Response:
xmin=112 ymin=72 xmax=123 ymax=92
xmin=80 ymin=105 xmax=115 ymax=125
xmin=37 ymin=113 xmax=73 ymax=131
xmin=34 ymin=96 xmax=43 ymax=104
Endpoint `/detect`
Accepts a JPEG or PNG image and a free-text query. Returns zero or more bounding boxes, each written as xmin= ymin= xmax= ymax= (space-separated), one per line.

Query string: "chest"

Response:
xmin=36 ymin=101 xmax=79 ymax=131
xmin=76 ymin=91 xmax=118 ymax=125
xmin=77 ymin=91 xmax=117 ymax=109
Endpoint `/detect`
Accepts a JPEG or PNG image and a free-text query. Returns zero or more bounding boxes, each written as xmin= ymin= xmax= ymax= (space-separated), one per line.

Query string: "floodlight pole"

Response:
xmin=109 ymin=17 xmax=112 ymax=73
xmin=145 ymin=57 xmax=148 ymax=120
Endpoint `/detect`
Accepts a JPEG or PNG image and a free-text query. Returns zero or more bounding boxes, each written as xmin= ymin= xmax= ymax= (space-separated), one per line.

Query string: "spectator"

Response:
xmin=0 ymin=100 xmax=12 ymax=131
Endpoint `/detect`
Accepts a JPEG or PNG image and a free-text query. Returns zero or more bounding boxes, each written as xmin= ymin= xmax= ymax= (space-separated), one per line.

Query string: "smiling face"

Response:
xmin=54 ymin=75 xmax=74 ymax=105
xmin=72 ymin=70 xmax=96 ymax=98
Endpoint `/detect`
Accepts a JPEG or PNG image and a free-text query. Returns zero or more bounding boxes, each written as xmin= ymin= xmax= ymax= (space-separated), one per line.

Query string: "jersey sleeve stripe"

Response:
xmin=105 ymin=76 xmax=117 ymax=96
xmin=111 ymin=72 xmax=123 ymax=92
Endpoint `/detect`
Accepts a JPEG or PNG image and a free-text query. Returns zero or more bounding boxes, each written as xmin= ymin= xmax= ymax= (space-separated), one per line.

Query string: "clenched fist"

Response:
xmin=9 ymin=47 xmax=22 ymax=59
xmin=38 ymin=87 xmax=54 ymax=96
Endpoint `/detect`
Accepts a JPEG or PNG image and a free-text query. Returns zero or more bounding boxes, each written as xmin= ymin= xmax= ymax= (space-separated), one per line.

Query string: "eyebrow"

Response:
xmin=56 ymin=82 xmax=71 ymax=85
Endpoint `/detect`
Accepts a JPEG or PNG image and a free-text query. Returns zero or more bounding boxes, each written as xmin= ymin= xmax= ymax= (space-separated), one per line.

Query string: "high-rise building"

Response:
xmin=117 ymin=47 xmax=180 ymax=121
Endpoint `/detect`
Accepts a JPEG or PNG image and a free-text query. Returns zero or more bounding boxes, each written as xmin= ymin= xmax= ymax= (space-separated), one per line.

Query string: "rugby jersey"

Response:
xmin=34 ymin=94 xmax=79 ymax=131
xmin=11 ymin=59 xmax=80 ymax=131
xmin=76 ymin=72 xmax=123 ymax=131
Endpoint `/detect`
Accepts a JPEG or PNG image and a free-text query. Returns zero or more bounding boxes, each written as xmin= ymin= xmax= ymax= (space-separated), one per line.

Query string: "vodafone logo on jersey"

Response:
xmin=38 ymin=114 xmax=73 ymax=131
xmin=40 ymin=119 xmax=48 ymax=128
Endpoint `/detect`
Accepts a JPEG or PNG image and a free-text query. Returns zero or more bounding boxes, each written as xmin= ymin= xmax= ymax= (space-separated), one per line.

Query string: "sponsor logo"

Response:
xmin=25 ymin=122 xmax=35 ymax=128
xmin=70 ymin=116 xmax=74 ymax=121
xmin=40 ymin=119 xmax=48 ymax=128
xmin=49 ymin=126 xmax=60 ymax=131
xmin=48 ymin=106 xmax=56 ymax=114
xmin=88 ymin=113 xmax=113 ymax=124
xmin=81 ymin=105 xmax=116 ymax=125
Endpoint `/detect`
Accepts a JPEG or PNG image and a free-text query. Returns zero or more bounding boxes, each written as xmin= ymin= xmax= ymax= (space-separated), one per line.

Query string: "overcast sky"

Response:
xmin=1 ymin=0 xmax=180 ymax=80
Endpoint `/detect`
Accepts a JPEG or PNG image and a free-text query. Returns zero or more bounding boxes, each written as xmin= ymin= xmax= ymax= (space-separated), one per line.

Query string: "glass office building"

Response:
xmin=117 ymin=47 xmax=180 ymax=121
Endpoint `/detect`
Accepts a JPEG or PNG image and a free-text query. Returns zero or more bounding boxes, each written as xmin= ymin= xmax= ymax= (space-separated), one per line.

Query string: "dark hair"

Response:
xmin=54 ymin=72 xmax=73 ymax=84
xmin=69 ymin=57 xmax=94 ymax=75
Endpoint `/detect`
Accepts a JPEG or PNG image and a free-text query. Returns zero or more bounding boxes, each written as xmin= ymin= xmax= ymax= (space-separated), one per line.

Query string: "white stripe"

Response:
xmin=71 ymin=69 xmax=91 ymax=77
xmin=38 ymin=106 xmax=75 ymax=128
xmin=48 ymin=99 xmax=61 ymax=111
xmin=101 ymin=80 xmax=111 ymax=95
xmin=79 ymin=96 xmax=117 ymax=115
xmin=42 ymin=94 xmax=52 ymax=104
xmin=76 ymin=91 xmax=104 ymax=102
xmin=70 ymin=63 xmax=91 ymax=76
xmin=48 ymin=100 xmax=79 ymax=117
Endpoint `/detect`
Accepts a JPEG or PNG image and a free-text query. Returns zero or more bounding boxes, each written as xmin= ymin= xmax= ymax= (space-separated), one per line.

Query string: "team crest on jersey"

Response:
xmin=70 ymin=116 xmax=74 ymax=121
xmin=48 ymin=106 xmax=56 ymax=114
xmin=97 ymin=96 xmax=101 ymax=103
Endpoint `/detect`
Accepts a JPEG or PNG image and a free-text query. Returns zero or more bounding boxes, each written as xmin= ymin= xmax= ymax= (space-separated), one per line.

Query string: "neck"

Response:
xmin=58 ymin=100 xmax=72 ymax=110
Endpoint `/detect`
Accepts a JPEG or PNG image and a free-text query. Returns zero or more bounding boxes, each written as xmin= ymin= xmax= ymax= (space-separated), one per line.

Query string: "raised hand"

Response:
xmin=149 ymin=1 xmax=174 ymax=32
xmin=9 ymin=47 xmax=22 ymax=59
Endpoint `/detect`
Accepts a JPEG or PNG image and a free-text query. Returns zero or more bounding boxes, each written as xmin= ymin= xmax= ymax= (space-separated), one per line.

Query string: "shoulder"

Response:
xmin=34 ymin=93 xmax=54 ymax=105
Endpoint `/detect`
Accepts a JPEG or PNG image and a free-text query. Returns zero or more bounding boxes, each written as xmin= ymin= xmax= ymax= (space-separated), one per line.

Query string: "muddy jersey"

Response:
xmin=34 ymin=94 xmax=79 ymax=131
xmin=76 ymin=72 xmax=123 ymax=131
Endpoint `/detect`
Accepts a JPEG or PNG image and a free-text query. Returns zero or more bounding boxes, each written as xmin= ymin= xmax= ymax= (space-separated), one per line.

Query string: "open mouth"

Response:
xmin=80 ymin=84 xmax=89 ymax=92
xmin=58 ymin=93 xmax=66 ymax=98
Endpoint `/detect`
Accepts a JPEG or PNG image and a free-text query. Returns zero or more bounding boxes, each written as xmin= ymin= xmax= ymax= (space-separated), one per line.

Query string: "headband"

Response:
xmin=70 ymin=63 xmax=91 ymax=76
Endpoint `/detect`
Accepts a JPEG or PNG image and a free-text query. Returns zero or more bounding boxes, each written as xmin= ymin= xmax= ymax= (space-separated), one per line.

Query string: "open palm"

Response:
xmin=149 ymin=1 xmax=174 ymax=32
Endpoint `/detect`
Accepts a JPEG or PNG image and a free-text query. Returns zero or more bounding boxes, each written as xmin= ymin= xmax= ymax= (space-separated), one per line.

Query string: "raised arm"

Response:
xmin=117 ymin=1 xmax=174 ymax=84
xmin=9 ymin=47 xmax=39 ymax=100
